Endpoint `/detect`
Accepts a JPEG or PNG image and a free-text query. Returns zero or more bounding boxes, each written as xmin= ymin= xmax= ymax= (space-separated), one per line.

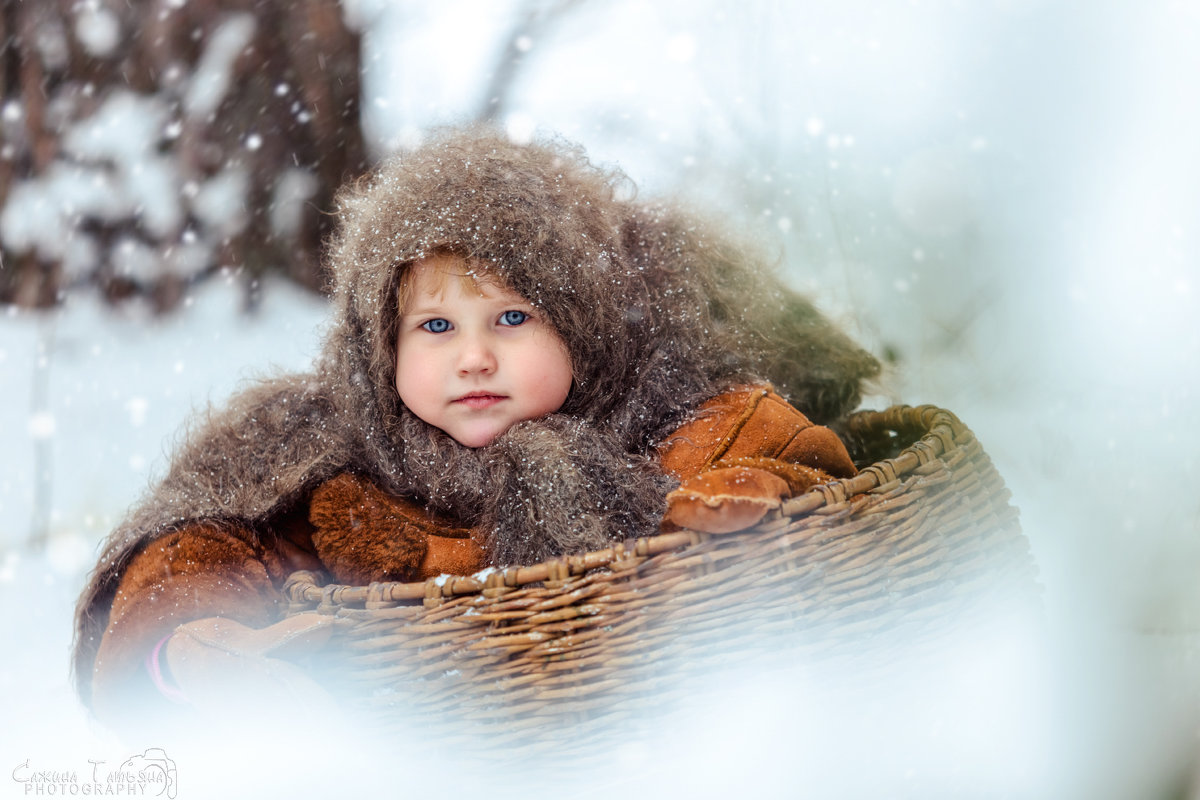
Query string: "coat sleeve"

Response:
xmin=87 ymin=520 xmax=303 ymax=723
xmin=657 ymin=384 xmax=858 ymax=533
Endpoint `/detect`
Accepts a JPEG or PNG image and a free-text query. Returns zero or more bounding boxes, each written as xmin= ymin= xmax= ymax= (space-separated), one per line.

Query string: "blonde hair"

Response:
xmin=396 ymin=250 xmax=500 ymax=314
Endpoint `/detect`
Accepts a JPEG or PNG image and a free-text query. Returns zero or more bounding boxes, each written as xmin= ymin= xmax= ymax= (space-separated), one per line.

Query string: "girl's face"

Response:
xmin=394 ymin=254 xmax=573 ymax=448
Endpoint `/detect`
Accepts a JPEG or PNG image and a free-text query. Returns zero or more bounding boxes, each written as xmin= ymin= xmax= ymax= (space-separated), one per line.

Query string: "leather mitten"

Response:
xmin=309 ymin=472 xmax=485 ymax=584
xmin=658 ymin=385 xmax=858 ymax=533
xmin=89 ymin=522 xmax=286 ymax=726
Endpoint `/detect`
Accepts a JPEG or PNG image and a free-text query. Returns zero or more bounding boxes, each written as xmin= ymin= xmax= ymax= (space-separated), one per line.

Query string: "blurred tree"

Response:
xmin=477 ymin=0 xmax=585 ymax=123
xmin=0 ymin=0 xmax=367 ymax=312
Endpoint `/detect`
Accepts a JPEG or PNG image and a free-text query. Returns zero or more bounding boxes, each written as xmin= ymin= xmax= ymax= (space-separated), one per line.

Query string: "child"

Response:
xmin=73 ymin=127 xmax=878 ymax=727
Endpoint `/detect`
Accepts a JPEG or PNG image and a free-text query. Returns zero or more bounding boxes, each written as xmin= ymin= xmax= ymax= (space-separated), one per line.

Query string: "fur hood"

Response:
xmin=73 ymin=126 xmax=879 ymax=701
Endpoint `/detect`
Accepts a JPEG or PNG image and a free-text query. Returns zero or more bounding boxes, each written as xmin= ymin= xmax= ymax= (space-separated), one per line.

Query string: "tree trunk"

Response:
xmin=0 ymin=0 xmax=367 ymax=312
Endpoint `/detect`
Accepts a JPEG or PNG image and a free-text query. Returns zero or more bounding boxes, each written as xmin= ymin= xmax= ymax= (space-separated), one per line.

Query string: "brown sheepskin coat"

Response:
xmin=73 ymin=127 xmax=879 ymax=720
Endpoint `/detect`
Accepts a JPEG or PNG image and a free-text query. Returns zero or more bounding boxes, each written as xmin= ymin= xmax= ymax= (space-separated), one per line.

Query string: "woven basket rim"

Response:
xmin=283 ymin=403 xmax=967 ymax=608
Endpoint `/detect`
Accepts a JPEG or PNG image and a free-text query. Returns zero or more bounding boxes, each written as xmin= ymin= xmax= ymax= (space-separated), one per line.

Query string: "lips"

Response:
xmin=452 ymin=392 xmax=506 ymax=410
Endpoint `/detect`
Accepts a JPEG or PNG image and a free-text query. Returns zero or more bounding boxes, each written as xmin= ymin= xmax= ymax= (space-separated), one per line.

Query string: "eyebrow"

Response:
xmin=399 ymin=288 xmax=452 ymax=316
xmin=406 ymin=293 xmax=534 ymax=313
xmin=400 ymin=306 xmax=448 ymax=321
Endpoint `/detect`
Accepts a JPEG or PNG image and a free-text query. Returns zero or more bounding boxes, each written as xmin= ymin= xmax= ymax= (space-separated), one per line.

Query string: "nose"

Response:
xmin=456 ymin=332 xmax=497 ymax=375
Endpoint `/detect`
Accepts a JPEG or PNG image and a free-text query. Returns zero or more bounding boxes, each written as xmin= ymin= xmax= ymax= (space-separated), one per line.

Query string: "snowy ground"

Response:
xmin=0 ymin=279 xmax=333 ymax=794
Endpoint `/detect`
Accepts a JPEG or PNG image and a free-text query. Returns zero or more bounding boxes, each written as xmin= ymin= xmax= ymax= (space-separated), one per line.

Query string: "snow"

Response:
xmin=112 ymin=238 xmax=160 ymax=283
xmin=73 ymin=7 xmax=122 ymax=59
xmin=184 ymin=14 xmax=257 ymax=121
xmin=663 ymin=33 xmax=697 ymax=63
xmin=27 ymin=411 xmax=56 ymax=440
xmin=0 ymin=278 xmax=329 ymax=553
xmin=0 ymin=278 xmax=334 ymax=793
xmin=503 ymin=112 xmax=537 ymax=145
xmin=191 ymin=166 xmax=249 ymax=238
xmin=2 ymin=0 xmax=1199 ymax=797
xmin=0 ymin=89 xmax=191 ymax=275
xmin=0 ymin=164 xmax=114 ymax=262
xmin=269 ymin=168 xmax=320 ymax=239
xmin=63 ymin=92 xmax=165 ymax=168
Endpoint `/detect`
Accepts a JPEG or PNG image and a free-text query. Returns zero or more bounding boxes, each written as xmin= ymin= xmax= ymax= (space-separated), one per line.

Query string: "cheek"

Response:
xmin=533 ymin=341 xmax=573 ymax=410
xmin=394 ymin=345 xmax=431 ymax=406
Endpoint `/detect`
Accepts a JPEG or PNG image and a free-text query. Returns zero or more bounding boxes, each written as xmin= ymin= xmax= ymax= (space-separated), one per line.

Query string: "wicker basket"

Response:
xmin=285 ymin=405 xmax=1037 ymax=756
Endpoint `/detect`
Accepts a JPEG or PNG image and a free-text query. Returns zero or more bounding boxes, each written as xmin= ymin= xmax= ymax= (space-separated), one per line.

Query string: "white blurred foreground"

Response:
xmin=0 ymin=542 xmax=1188 ymax=800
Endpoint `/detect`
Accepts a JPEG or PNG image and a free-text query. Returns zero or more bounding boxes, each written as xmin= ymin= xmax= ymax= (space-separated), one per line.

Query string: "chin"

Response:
xmin=453 ymin=428 xmax=503 ymax=449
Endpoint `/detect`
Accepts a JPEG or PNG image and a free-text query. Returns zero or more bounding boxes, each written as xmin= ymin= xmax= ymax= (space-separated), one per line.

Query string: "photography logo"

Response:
xmin=11 ymin=747 xmax=178 ymax=797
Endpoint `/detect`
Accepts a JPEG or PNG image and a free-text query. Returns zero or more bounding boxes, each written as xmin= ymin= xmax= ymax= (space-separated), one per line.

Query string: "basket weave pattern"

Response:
xmin=285 ymin=405 xmax=1036 ymax=747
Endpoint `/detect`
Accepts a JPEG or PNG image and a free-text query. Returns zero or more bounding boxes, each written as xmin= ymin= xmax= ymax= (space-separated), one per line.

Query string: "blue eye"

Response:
xmin=500 ymin=310 xmax=529 ymax=326
xmin=422 ymin=318 xmax=451 ymax=333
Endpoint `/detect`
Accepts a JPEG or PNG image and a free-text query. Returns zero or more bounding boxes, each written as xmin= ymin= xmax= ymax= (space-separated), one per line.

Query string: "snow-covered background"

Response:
xmin=2 ymin=0 xmax=1198 ymax=797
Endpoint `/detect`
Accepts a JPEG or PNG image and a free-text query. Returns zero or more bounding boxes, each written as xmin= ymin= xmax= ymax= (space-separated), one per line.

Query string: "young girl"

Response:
xmin=73 ymin=127 xmax=878 ymax=727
